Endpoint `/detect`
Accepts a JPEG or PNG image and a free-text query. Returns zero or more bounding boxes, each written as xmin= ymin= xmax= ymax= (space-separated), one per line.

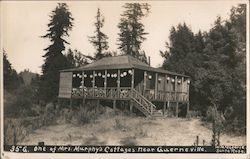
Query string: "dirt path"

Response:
xmin=19 ymin=115 xmax=246 ymax=146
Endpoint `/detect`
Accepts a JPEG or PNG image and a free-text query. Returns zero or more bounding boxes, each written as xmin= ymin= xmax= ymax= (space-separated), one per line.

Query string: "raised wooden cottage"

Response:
xmin=58 ymin=55 xmax=190 ymax=117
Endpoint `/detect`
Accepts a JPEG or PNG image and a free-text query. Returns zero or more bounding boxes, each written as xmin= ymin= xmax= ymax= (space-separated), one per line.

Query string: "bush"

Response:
xmin=4 ymin=85 xmax=39 ymax=118
xmin=57 ymin=101 xmax=106 ymax=125
xmin=206 ymin=106 xmax=225 ymax=146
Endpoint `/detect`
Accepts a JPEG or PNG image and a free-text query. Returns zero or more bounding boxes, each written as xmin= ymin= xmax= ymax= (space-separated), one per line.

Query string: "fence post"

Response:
xmin=196 ymin=135 xmax=199 ymax=146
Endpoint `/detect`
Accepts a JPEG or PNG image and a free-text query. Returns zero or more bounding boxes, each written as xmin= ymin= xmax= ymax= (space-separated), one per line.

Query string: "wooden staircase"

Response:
xmin=131 ymin=89 xmax=161 ymax=117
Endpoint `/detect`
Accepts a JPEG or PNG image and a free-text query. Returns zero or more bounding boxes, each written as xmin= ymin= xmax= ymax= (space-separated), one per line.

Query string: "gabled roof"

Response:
xmin=60 ymin=55 xmax=189 ymax=77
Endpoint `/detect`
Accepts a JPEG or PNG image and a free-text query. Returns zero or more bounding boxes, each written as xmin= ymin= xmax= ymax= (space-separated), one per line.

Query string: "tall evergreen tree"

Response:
xmin=89 ymin=8 xmax=110 ymax=60
xmin=161 ymin=23 xmax=195 ymax=74
xmin=161 ymin=5 xmax=246 ymax=134
xmin=39 ymin=3 xmax=73 ymax=102
xmin=161 ymin=24 xmax=206 ymax=111
xmin=117 ymin=3 xmax=150 ymax=60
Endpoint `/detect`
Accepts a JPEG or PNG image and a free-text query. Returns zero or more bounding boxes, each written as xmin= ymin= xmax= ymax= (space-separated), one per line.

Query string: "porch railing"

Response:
xmin=72 ymin=87 xmax=132 ymax=99
xmin=71 ymin=87 xmax=189 ymax=102
xmin=144 ymin=90 xmax=189 ymax=102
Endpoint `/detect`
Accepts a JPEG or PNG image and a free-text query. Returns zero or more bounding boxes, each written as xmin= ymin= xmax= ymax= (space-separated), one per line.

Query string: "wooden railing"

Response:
xmin=71 ymin=87 xmax=158 ymax=117
xmin=144 ymin=90 xmax=188 ymax=102
xmin=71 ymin=87 xmax=189 ymax=102
xmin=131 ymin=89 xmax=156 ymax=116
xmin=72 ymin=87 xmax=132 ymax=99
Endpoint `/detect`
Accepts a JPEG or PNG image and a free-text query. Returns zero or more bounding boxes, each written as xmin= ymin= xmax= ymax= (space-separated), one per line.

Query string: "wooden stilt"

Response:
xmin=97 ymin=99 xmax=100 ymax=110
xmin=83 ymin=98 xmax=85 ymax=106
xmin=163 ymin=101 xmax=166 ymax=116
xmin=130 ymin=101 xmax=133 ymax=112
xmin=70 ymin=98 xmax=73 ymax=109
xmin=187 ymin=102 xmax=190 ymax=116
xmin=167 ymin=101 xmax=170 ymax=116
xmin=113 ymin=100 xmax=116 ymax=110
xmin=176 ymin=102 xmax=179 ymax=117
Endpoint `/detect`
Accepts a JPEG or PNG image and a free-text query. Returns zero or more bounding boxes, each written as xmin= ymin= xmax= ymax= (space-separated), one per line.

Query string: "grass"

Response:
xmin=18 ymin=112 xmax=246 ymax=146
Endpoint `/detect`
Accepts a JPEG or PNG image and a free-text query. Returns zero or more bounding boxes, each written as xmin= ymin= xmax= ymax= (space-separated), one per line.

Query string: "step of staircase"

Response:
xmin=152 ymin=110 xmax=164 ymax=117
xmin=131 ymin=89 xmax=158 ymax=117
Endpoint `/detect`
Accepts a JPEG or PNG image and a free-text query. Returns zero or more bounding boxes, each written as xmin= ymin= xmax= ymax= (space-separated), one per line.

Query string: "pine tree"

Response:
xmin=161 ymin=23 xmax=195 ymax=74
xmin=39 ymin=3 xmax=73 ymax=102
xmin=117 ymin=3 xmax=150 ymax=60
xmin=89 ymin=8 xmax=109 ymax=60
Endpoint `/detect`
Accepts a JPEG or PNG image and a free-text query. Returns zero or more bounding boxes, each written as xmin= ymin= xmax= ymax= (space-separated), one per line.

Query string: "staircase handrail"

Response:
xmin=132 ymin=89 xmax=156 ymax=109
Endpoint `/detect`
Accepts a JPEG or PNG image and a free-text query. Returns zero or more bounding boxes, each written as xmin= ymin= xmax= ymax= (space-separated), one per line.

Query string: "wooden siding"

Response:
xmin=58 ymin=72 xmax=73 ymax=98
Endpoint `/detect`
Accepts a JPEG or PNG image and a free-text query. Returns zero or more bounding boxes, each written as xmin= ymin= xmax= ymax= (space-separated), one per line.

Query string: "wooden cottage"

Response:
xmin=58 ymin=55 xmax=190 ymax=117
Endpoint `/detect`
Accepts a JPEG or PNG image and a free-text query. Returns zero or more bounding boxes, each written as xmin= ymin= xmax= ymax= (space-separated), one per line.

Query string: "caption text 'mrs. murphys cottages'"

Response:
xmin=7 ymin=145 xmax=246 ymax=153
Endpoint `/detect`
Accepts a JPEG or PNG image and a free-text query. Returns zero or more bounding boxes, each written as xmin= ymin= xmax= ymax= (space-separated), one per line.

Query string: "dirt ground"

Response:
xmin=19 ymin=114 xmax=246 ymax=146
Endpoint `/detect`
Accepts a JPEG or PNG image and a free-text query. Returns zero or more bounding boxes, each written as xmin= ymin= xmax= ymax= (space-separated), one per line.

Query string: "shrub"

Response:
xmin=206 ymin=106 xmax=225 ymax=146
xmin=4 ymin=85 xmax=39 ymax=118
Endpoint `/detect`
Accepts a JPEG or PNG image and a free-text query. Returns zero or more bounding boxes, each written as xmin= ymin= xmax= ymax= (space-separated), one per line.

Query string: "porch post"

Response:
xmin=104 ymin=70 xmax=107 ymax=97
xmin=181 ymin=77 xmax=184 ymax=102
xmin=175 ymin=76 xmax=177 ymax=101
xmin=187 ymin=79 xmax=190 ymax=116
xmin=155 ymin=73 xmax=158 ymax=100
xmin=117 ymin=69 xmax=120 ymax=98
xmin=143 ymin=71 xmax=147 ymax=95
xmin=92 ymin=71 xmax=95 ymax=96
xmin=82 ymin=71 xmax=85 ymax=97
xmin=131 ymin=69 xmax=134 ymax=89
xmin=165 ymin=74 xmax=168 ymax=101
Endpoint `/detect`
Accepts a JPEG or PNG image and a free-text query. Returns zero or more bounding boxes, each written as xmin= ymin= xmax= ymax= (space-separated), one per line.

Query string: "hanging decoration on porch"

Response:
xmin=187 ymin=80 xmax=191 ymax=84
xmin=120 ymin=71 xmax=128 ymax=78
xmin=98 ymin=73 xmax=102 ymax=76
xmin=171 ymin=78 xmax=175 ymax=83
xmin=73 ymin=74 xmax=76 ymax=78
xmin=90 ymin=75 xmax=93 ymax=78
xmin=107 ymin=73 xmax=110 ymax=77
xmin=94 ymin=73 xmax=97 ymax=77
xmin=102 ymin=75 xmax=105 ymax=78
xmin=128 ymin=70 xmax=132 ymax=75
xmin=84 ymin=74 xmax=87 ymax=78
xmin=158 ymin=78 xmax=162 ymax=81
xmin=166 ymin=77 xmax=170 ymax=81
xmin=148 ymin=75 xmax=152 ymax=79
xmin=178 ymin=80 xmax=181 ymax=84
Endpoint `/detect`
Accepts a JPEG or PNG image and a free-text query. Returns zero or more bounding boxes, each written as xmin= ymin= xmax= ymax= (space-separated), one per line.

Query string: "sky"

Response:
xmin=1 ymin=0 xmax=244 ymax=74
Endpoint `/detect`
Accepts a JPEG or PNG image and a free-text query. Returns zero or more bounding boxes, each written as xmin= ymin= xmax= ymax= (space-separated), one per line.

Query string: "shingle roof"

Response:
xmin=60 ymin=55 xmax=189 ymax=77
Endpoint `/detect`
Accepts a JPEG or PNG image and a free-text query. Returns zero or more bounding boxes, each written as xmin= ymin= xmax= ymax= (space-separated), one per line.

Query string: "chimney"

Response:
xmin=148 ymin=56 xmax=151 ymax=66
